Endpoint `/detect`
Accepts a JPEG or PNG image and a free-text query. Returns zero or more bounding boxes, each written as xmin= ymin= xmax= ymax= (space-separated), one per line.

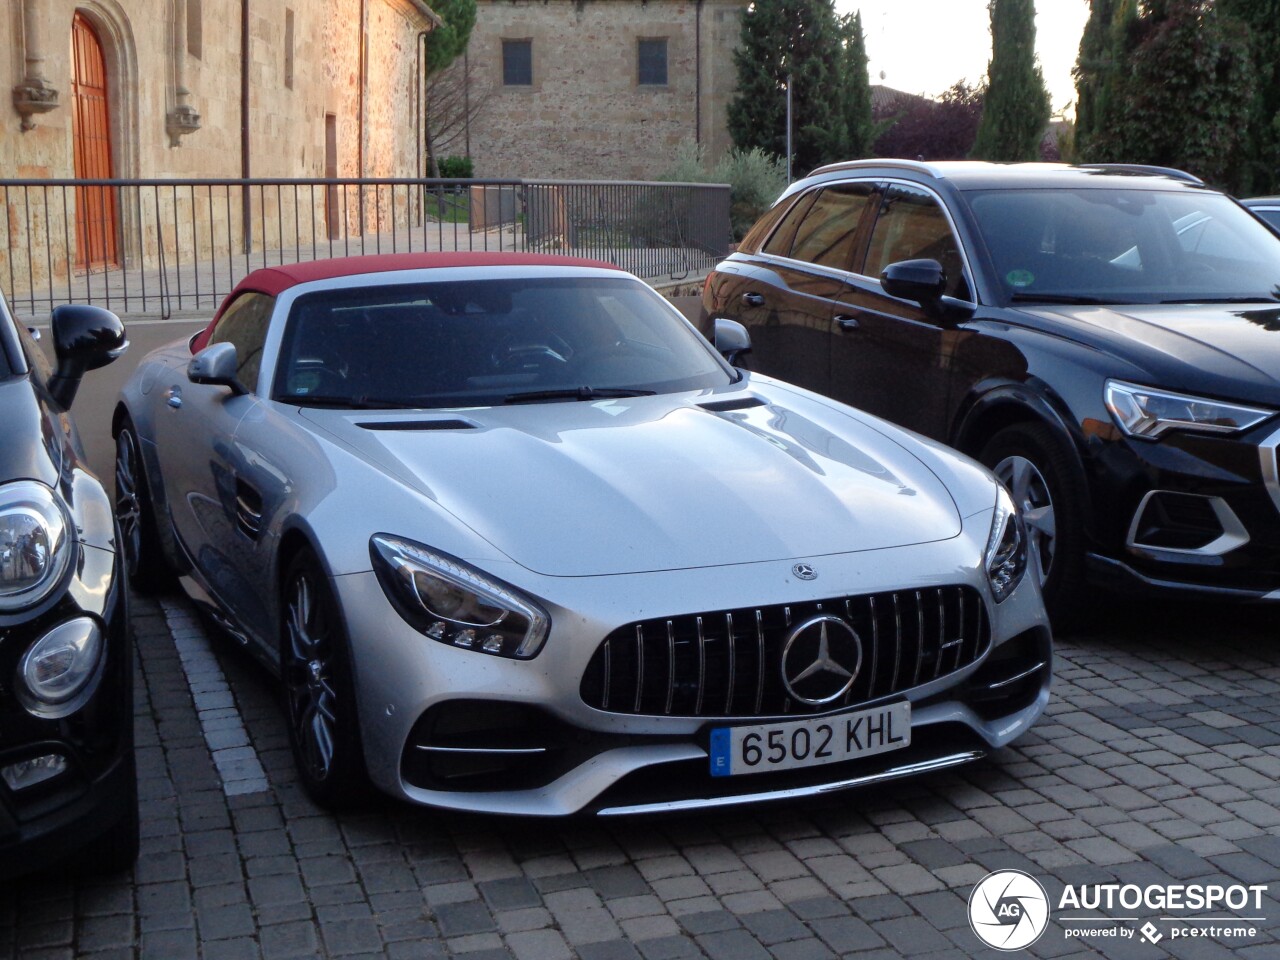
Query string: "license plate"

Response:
xmin=708 ymin=701 xmax=910 ymax=777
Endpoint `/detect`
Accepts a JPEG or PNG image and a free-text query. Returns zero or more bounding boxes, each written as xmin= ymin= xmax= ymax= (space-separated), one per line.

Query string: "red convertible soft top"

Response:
xmin=190 ymin=252 xmax=623 ymax=353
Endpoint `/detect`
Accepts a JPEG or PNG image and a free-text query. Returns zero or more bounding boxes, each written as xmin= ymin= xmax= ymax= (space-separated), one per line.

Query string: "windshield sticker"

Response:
xmin=1007 ymin=269 xmax=1035 ymax=288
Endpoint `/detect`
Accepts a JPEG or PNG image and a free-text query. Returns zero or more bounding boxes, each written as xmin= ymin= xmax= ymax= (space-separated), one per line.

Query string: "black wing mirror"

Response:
xmin=188 ymin=342 xmax=249 ymax=395
xmin=48 ymin=304 xmax=127 ymax=409
xmin=879 ymin=259 xmax=947 ymax=305
xmin=714 ymin=318 xmax=753 ymax=365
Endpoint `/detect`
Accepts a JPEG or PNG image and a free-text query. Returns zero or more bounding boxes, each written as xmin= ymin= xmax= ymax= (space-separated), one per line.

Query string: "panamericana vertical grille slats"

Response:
xmin=580 ymin=586 xmax=989 ymax=718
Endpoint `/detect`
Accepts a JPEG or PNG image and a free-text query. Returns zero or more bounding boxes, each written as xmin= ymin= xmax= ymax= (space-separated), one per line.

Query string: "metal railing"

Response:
xmin=0 ymin=177 xmax=731 ymax=320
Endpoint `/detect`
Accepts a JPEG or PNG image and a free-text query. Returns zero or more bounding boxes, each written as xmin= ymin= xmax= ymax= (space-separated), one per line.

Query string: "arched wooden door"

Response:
xmin=71 ymin=13 xmax=118 ymax=271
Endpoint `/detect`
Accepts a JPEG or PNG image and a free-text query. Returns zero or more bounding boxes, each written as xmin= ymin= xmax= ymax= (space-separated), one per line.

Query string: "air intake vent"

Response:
xmin=697 ymin=396 xmax=766 ymax=413
xmin=580 ymin=585 xmax=989 ymax=718
xmin=357 ymin=419 xmax=476 ymax=431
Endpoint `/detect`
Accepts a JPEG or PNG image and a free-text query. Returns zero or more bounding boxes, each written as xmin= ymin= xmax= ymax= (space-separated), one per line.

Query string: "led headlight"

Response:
xmin=985 ymin=485 xmax=1027 ymax=603
xmin=370 ymin=535 xmax=550 ymax=659
xmin=0 ymin=480 xmax=72 ymax=612
xmin=1105 ymin=380 xmax=1273 ymax=440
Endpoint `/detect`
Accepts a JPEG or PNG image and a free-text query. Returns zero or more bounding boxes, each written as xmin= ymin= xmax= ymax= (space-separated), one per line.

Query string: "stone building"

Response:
xmin=459 ymin=0 xmax=747 ymax=181
xmin=2 ymin=0 xmax=437 ymax=285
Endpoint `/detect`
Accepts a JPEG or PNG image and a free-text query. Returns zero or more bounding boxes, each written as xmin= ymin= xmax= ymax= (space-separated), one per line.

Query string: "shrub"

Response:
xmin=660 ymin=143 xmax=788 ymax=241
xmin=438 ymin=155 xmax=473 ymax=180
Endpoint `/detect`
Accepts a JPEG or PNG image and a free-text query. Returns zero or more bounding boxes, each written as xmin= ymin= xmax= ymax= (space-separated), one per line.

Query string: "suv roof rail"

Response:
xmin=1078 ymin=163 xmax=1204 ymax=185
xmin=808 ymin=158 xmax=944 ymax=179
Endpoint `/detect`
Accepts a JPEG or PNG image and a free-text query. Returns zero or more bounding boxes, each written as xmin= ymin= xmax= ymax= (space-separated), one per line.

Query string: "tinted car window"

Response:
xmin=0 ymin=292 xmax=18 ymax=378
xmin=277 ymin=276 xmax=733 ymax=407
xmin=209 ymin=292 xmax=276 ymax=391
xmin=788 ymin=184 xmax=877 ymax=270
xmin=863 ymin=184 xmax=967 ymax=297
xmin=966 ymin=188 xmax=1280 ymax=304
xmin=16 ymin=323 xmax=52 ymax=391
xmin=762 ymin=189 xmax=820 ymax=257
xmin=1250 ymin=207 xmax=1280 ymax=231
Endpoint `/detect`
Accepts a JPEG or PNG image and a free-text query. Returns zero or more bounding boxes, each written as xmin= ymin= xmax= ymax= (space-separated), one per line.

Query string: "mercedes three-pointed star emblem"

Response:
xmin=780 ymin=615 xmax=863 ymax=705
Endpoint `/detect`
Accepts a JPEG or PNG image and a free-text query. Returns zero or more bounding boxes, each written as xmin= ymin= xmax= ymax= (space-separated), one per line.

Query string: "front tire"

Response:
xmin=114 ymin=419 xmax=173 ymax=593
xmin=979 ymin=422 xmax=1085 ymax=626
xmin=280 ymin=551 xmax=370 ymax=809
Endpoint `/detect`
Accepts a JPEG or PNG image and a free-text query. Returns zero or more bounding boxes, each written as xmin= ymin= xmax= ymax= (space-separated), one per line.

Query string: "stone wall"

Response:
xmin=1 ymin=0 xmax=434 ymax=294
xmin=462 ymin=0 xmax=745 ymax=181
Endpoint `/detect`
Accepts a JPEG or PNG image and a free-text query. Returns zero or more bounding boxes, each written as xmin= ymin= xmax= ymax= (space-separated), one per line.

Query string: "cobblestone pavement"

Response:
xmin=1 ymin=592 xmax=1277 ymax=960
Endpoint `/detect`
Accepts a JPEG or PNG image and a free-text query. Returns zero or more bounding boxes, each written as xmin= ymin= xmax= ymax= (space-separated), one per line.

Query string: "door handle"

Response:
xmin=741 ymin=291 xmax=765 ymax=307
xmin=835 ymin=314 xmax=861 ymax=331
xmin=166 ymin=386 xmax=183 ymax=409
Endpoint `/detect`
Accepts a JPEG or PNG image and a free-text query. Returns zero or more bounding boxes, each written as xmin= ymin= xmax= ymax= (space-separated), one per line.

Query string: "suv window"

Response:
xmin=762 ymin=190 xmax=820 ymax=258
xmin=209 ymin=292 xmax=275 ymax=392
xmin=788 ymin=184 xmax=877 ymax=270
xmin=864 ymin=184 xmax=968 ymax=298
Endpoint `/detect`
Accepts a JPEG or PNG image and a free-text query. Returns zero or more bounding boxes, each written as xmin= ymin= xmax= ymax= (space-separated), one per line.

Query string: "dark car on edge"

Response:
xmin=1243 ymin=196 xmax=1280 ymax=234
xmin=0 ymin=287 xmax=136 ymax=878
xmin=702 ymin=160 xmax=1280 ymax=621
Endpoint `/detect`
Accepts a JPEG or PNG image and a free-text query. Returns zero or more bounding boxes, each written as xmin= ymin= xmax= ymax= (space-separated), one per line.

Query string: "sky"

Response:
xmin=838 ymin=1 xmax=1092 ymax=115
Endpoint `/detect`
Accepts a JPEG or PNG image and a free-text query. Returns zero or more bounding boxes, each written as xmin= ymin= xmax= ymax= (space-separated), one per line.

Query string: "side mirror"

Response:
xmin=188 ymin=342 xmax=249 ymax=395
xmin=714 ymin=318 xmax=752 ymax=365
xmin=879 ymin=259 xmax=947 ymax=305
xmin=48 ymin=304 xmax=127 ymax=409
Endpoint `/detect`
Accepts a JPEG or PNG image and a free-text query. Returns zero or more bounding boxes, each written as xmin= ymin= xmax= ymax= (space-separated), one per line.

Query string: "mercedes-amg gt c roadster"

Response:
xmin=115 ymin=252 xmax=1050 ymax=815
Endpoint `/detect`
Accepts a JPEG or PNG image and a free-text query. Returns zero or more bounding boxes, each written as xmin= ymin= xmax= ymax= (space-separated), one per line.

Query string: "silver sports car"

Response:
xmin=116 ymin=252 xmax=1051 ymax=815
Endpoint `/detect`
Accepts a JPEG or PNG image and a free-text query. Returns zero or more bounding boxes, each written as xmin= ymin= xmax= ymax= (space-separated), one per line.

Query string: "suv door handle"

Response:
xmin=741 ymin=292 xmax=765 ymax=307
xmin=835 ymin=314 xmax=861 ymax=331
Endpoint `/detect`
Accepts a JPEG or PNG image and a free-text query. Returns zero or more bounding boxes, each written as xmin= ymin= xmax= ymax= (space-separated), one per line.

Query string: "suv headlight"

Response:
xmin=0 ymin=481 xmax=73 ymax=612
xmin=370 ymin=535 xmax=550 ymax=659
xmin=1105 ymin=380 xmax=1273 ymax=440
xmin=985 ymin=485 xmax=1027 ymax=603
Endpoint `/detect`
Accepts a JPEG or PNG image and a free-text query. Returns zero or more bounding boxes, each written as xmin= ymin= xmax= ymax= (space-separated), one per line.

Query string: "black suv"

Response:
xmin=702 ymin=160 xmax=1280 ymax=620
xmin=0 ymin=288 xmax=136 ymax=878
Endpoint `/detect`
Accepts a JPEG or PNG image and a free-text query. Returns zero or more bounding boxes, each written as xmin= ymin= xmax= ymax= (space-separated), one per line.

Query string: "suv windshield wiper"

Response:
xmin=1008 ymin=293 xmax=1116 ymax=305
xmin=503 ymin=386 xmax=657 ymax=404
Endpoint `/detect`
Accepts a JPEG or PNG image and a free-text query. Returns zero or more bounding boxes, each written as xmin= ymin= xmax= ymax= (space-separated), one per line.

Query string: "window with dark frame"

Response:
xmin=637 ymin=38 xmax=667 ymax=86
xmin=502 ymin=40 xmax=533 ymax=86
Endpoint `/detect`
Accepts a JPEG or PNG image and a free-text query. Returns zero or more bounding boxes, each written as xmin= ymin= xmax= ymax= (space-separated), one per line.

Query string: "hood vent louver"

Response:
xmin=697 ymin=396 xmax=766 ymax=413
xmin=357 ymin=419 xmax=476 ymax=432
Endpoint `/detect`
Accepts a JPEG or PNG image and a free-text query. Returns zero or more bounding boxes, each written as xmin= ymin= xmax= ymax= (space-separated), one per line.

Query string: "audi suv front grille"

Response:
xmin=580 ymin=585 xmax=989 ymax=718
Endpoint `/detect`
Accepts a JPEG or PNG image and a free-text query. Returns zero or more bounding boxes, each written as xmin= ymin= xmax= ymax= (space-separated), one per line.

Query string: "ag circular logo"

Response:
xmin=968 ymin=869 xmax=1050 ymax=951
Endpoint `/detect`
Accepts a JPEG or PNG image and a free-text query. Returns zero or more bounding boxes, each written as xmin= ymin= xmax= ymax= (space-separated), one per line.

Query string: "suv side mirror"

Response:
xmin=714 ymin=318 xmax=752 ymax=365
xmin=188 ymin=342 xmax=249 ymax=395
xmin=880 ymin=259 xmax=947 ymax=305
xmin=48 ymin=304 xmax=128 ymax=409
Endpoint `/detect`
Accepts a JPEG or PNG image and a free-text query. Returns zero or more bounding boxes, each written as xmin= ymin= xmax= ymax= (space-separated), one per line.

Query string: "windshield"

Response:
xmin=964 ymin=188 xmax=1280 ymax=305
xmin=274 ymin=275 xmax=734 ymax=408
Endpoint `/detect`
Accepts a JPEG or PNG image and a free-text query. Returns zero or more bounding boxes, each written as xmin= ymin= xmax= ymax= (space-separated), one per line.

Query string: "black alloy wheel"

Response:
xmin=280 ymin=551 xmax=369 ymax=808
xmin=979 ymin=422 xmax=1085 ymax=626
xmin=114 ymin=419 xmax=172 ymax=592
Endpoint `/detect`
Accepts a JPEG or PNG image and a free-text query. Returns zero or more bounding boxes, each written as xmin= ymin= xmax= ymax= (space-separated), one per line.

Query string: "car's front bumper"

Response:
xmin=334 ymin=525 xmax=1052 ymax=816
xmin=0 ymin=545 xmax=135 ymax=879
xmin=1085 ymin=420 xmax=1280 ymax=601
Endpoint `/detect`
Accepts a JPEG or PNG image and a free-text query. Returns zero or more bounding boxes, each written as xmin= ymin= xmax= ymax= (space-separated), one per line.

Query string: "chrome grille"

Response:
xmin=580 ymin=585 xmax=989 ymax=718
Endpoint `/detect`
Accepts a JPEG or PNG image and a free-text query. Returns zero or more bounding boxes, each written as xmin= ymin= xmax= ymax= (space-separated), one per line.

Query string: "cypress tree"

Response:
xmin=1073 ymin=0 xmax=1139 ymax=162
xmin=727 ymin=0 xmax=849 ymax=175
xmin=971 ymin=0 xmax=1051 ymax=161
xmin=838 ymin=12 xmax=875 ymax=159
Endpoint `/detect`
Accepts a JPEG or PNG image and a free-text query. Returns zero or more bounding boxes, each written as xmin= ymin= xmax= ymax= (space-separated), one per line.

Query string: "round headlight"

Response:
xmin=0 ymin=481 xmax=72 ymax=611
xmin=19 ymin=617 xmax=104 ymax=715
